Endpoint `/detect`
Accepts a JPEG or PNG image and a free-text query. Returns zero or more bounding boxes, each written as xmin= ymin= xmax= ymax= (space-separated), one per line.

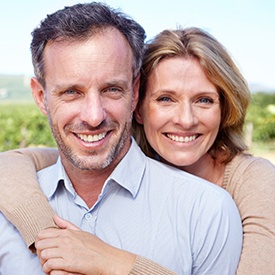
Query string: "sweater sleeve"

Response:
xmin=129 ymin=255 xmax=177 ymax=275
xmin=0 ymin=148 xmax=58 ymax=250
xmin=227 ymin=156 xmax=275 ymax=275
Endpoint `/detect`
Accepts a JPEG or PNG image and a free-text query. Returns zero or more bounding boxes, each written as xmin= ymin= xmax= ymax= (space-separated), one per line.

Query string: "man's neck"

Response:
xmin=62 ymin=159 xmax=117 ymax=208
xmin=58 ymin=138 xmax=132 ymax=208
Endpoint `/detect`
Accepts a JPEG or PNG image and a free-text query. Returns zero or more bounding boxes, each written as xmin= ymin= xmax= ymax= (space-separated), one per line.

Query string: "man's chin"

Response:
xmin=68 ymin=153 xmax=112 ymax=171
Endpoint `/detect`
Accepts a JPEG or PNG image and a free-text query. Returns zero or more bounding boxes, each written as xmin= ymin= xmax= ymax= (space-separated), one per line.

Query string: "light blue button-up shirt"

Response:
xmin=0 ymin=138 xmax=242 ymax=275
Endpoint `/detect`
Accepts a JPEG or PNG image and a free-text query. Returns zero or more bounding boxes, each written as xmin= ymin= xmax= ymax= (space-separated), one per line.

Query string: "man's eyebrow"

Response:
xmin=49 ymin=84 xmax=82 ymax=92
xmin=104 ymin=79 xmax=131 ymax=86
xmin=49 ymin=80 xmax=131 ymax=92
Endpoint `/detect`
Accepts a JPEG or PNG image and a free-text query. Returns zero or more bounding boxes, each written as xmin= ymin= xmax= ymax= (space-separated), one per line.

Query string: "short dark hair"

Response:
xmin=31 ymin=2 xmax=146 ymax=87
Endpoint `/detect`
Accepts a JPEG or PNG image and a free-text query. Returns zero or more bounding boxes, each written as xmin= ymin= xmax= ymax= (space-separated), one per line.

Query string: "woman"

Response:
xmin=1 ymin=27 xmax=275 ymax=274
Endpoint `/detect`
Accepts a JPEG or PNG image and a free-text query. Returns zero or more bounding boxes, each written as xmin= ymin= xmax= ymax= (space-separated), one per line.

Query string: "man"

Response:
xmin=0 ymin=2 xmax=242 ymax=274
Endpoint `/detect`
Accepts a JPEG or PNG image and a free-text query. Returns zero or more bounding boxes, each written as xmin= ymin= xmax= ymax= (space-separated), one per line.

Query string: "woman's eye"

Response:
xmin=198 ymin=97 xmax=214 ymax=104
xmin=157 ymin=96 xmax=172 ymax=102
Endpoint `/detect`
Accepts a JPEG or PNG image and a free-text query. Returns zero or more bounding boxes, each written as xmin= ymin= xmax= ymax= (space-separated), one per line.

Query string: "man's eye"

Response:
xmin=65 ymin=89 xmax=78 ymax=95
xmin=59 ymin=89 xmax=82 ymax=101
xmin=106 ymin=87 xmax=121 ymax=93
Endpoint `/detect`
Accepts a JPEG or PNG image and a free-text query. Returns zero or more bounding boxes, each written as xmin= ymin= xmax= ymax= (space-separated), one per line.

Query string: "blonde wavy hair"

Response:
xmin=132 ymin=27 xmax=250 ymax=163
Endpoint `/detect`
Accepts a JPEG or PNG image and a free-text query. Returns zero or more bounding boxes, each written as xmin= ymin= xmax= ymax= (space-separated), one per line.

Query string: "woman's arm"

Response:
xmin=228 ymin=156 xmax=275 ymax=274
xmin=130 ymin=256 xmax=177 ymax=275
xmin=0 ymin=148 xmax=58 ymax=250
xmin=36 ymin=215 xmax=177 ymax=275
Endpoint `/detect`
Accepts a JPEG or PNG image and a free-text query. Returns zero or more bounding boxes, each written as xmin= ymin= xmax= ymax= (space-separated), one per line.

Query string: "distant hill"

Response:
xmin=0 ymin=75 xmax=274 ymax=103
xmin=249 ymin=83 xmax=275 ymax=93
xmin=0 ymin=74 xmax=33 ymax=102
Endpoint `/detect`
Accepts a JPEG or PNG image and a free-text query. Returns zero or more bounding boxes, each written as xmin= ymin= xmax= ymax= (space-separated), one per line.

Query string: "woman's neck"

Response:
xmin=179 ymin=153 xmax=225 ymax=187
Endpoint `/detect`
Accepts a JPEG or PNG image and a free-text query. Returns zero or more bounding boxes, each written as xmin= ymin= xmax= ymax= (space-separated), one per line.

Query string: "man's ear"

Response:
xmin=134 ymin=103 xmax=144 ymax=124
xmin=30 ymin=77 xmax=47 ymax=116
xmin=132 ymin=73 xmax=144 ymax=124
xmin=132 ymin=73 xmax=140 ymax=110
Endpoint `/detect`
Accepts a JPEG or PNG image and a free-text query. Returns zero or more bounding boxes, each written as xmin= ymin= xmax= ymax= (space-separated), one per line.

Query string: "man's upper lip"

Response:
xmin=76 ymin=132 xmax=108 ymax=142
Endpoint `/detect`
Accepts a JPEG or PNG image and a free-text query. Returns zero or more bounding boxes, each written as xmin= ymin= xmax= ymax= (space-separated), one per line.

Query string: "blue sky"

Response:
xmin=1 ymin=0 xmax=275 ymax=89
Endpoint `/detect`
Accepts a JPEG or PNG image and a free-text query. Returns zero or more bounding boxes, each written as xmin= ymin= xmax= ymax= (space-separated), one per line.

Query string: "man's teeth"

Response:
xmin=167 ymin=134 xmax=197 ymax=143
xmin=78 ymin=132 xmax=106 ymax=142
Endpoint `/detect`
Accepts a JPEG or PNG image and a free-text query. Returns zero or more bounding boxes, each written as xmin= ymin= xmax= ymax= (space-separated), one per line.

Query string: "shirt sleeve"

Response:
xmin=191 ymin=188 xmax=243 ymax=275
xmin=232 ymin=157 xmax=275 ymax=274
xmin=0 ymin=148 xmax=58 ymax=250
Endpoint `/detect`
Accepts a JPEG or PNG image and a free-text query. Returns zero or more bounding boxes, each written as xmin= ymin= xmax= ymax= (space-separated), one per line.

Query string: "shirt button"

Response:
xmin=85 ymin=213 xmax=92 ymax=220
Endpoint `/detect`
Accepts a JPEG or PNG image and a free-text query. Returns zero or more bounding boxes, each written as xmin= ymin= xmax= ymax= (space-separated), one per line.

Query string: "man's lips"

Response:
xmin=76 ymin=132 xmax=107 ymax=143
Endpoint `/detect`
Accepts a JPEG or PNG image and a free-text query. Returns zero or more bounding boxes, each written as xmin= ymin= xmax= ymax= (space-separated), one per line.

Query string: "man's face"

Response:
xmin=31 ymin=28 xmax=139 ymax=172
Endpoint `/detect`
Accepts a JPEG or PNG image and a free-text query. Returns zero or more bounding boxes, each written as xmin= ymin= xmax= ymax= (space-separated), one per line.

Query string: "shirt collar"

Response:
xmin=107 ymin=137 xmax=146 ymax=197
xmin=37 ymin=158 xmax=65 ymax=198
xmin=38 ymin=137 xmax=146 ymax=199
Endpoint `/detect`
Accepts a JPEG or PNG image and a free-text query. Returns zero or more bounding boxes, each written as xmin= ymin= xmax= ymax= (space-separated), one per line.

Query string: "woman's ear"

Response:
xmin=134 ymin=104 xmax=144 ymax=124
xmin=30 ymin=77 xmax=47 ymax=116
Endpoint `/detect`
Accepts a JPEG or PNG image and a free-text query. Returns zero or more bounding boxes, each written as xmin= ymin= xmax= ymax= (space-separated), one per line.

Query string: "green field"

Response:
xmin=1 ymin=75 xmax=275 ymax=164
xmin=1 ymin=101 xmax=275 ymax=164
xmin=0 ymin=102 xmax=55 ymax=151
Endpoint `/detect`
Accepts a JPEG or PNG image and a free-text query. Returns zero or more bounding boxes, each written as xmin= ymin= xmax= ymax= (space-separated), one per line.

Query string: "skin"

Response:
xmin=32 ymin=27 xmax=139 ymax=274
xmin=36 ymin=216 xmax=135 ymax=275
xmin=136 ymin=57 xmax=225 ymax=185
xmin=31 ymin=27 xmax=140 ymax=207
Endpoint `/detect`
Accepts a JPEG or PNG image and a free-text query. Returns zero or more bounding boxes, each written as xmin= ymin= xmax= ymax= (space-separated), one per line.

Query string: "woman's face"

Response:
xmin=135 ymin=57 xmax=221 ymax=169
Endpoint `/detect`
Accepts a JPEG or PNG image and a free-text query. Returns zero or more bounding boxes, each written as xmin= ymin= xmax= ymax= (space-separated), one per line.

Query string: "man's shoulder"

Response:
xmin=145 ymin=156 xmax=230 ymax=200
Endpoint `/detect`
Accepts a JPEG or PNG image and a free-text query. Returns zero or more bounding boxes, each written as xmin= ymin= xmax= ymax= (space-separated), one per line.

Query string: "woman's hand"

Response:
xmin=35 ymin=215 xmax=136 ymax=275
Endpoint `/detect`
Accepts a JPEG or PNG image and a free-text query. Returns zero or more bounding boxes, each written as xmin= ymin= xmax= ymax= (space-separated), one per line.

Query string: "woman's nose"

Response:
xmin=172 ymin=102 xmax=198 ymax=128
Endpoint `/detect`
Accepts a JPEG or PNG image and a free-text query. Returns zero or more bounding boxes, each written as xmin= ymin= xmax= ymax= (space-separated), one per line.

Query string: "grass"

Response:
xmin=249 ymin=141 xmax=275 ymax=164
